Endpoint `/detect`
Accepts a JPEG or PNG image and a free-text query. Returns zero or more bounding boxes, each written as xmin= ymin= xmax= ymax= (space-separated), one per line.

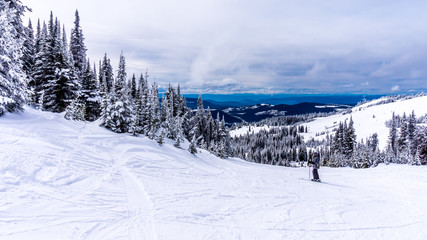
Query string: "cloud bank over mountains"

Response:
xmin=24 ymin=0 xmax=427 ymax=94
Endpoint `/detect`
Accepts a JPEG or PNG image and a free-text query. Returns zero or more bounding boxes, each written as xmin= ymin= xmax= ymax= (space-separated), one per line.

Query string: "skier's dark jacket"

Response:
xmin=309 ymin=154 xmax=320 ymax=169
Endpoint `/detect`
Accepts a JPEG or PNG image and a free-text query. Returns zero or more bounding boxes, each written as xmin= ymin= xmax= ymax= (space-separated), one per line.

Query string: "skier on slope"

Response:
xmin=309 ymin=150 xmax=321 ymax=182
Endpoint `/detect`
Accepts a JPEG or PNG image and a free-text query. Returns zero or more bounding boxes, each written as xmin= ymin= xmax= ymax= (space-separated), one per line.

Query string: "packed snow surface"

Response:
xmin=1 ymin=107 xmax=427 ymax=239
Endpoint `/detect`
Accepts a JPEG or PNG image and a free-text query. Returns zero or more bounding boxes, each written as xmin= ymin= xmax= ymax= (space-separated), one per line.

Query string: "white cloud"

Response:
xmin=22 ymin=0 xmax=427 ymax=94
xmin=343 ymin=84 xmax=354 ymax=88
xmin=391 ymin=85 xmax=400 ymax=92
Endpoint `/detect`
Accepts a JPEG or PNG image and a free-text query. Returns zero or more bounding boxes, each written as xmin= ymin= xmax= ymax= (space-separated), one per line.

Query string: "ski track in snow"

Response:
xmin=0 ymin=107 xmax=427 ymax=239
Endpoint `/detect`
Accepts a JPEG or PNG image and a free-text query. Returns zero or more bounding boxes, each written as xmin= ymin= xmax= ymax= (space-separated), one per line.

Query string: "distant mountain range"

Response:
xmin=183 ymin=94 xmax=384 ymax=107
xmin=185 ymin=98 xmax=351 ymax=125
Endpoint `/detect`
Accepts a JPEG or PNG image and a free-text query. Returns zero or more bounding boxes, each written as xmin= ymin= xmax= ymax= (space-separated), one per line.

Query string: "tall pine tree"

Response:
xmin=397 ymin=113 xmax=408 ymax=154
xmin=69 ymin=9 xmax=86 ymax=78
xmin=22 ymin=19 xmax=35 ymax=87
xmin=418 ymin=126 xmax=427 ymax=165
xmin=0 ymin=0 xmax=28 ymax=114
xmin=31 ymin=21 xmax=50 ymax=106
xmin=99 ymin=53 xmax=113 ymax=93
xmin=345 ymin=116 xmax=356 ymax=163
xmin=80 ymin=60 xmax=100 ymax=120
xmin=408 ymin=111 xmax=417 ymax=158
xmin=388 ymin=112 xmax=398 ymax=160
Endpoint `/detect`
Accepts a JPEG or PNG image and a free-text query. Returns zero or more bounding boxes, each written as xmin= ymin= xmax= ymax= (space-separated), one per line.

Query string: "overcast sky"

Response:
xmin=22 ymin=0 xmax=427 ymax=94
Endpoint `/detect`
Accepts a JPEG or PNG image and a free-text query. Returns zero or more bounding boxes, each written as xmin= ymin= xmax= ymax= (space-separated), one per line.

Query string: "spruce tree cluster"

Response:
xmin=0 ymin=8 xmax=100 ymax=120
xmin=329 ymin=116 xmax=356 ymax=167
xmin=386 ymin=111 xmax=426 ymax=164
xmin=31 ymin=12 xmax=79 ymax=112
xmin=98 ymin=64 xmax=231 ymax=158
xmin=189 ymin=95 xmax=231 ymax=157
xmin=232 ymin=126 xmax=306 ymax=166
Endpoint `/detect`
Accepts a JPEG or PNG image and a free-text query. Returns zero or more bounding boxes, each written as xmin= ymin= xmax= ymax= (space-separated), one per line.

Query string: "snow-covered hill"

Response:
xmin=231 ymin=95 xmax=427 ymax=150
xmin=1 ymin=107 xmax=427 ymax=239
xmin=301 ymin=95 xmax=427 ymax=150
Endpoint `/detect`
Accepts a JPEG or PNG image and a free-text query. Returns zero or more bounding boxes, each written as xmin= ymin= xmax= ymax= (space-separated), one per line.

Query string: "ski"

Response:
xmin=299 ymin=177 xmax=322 ymax=183
xmin=298 ymin=178 xmax=348 ymax=188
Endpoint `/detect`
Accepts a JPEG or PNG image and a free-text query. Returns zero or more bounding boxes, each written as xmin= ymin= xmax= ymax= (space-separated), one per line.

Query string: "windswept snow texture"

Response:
xmin=1 ymin=107 xmax=427 ymax=240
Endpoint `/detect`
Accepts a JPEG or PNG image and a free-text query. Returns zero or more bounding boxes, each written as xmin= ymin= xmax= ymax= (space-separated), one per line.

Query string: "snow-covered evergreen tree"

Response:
xmin=130 ymin=73 xmax=137 ymax=99
xmin=22 ymin=19 xmax=35 ymax=86
xmin=192 ymin=94 xmax=206 ymax=145
xmin=101 ymin=52 xmax=133 ymax=133
xmin=42 ymin=18 xmax=79 ymax=112
xmin=417 ymin=126 xmax=427 ymax=165
xmin=139 ymin=73 xmax=150 ymax=133
xmin=64 ymin=96 xmax=85 ymax=121
xmin=353 ymin=142 xmax=370 ymax=168
xmin=368 ymin=133 xmax=379 ymax=153
xmin=205 ymin=108 xmax=215 ymax=150
xmin=31 ymin=21 xmax=49 ymax=107
xmin=25 ymin=19 xmax=38 ymax=103
xmin=114 ymin=52 xmax=127 ymax=96
xmin=182 ymin=105 xmax=193 ymax=140
xmin=34 ymin=19 xmax=41 ymax=53
xmin=69 ymin=10 xmax=86 ymax=78
xmin=188 ymin=135 xmax=198 ymax=154
xmin=388 ymin=112 xmax=398 ymax=160
xmin=397 ymin=113 xmax=408 ymax=153
xmin=105 ymin=98 xmax=132 ymax=133
xmin=130 ymin=73 xmax=149 ymax=135
xmin=157 ymin=129 xmax=165 ymax=146
xmin=408 ymin=111 xmax=417 ymax=158
xmin=80 ymin=60 xmax=100 ymax=121
xmin=161 ymin=85 xmax=175 ymax=138
xmin=217 ymin=115 xmax=231 ymax=158
xmin=148 ymin=81 xmax=160 ymax=139
xmin=330 ymin=122 xmax=345 ymax=166
xmin=345 ymin=116 xmax=356 ymax=159
xmin=0 ymin=0 xmax=28 ymax=114
xmin=174 ymin=116 xmax=184 ymax=148
xmin=99 ymin=54 xmax=114 ymax=93
xmin=332 ymin=122 xmax=343 ymax=154
xmin=159 ymin=84 xmax=193 ymax=146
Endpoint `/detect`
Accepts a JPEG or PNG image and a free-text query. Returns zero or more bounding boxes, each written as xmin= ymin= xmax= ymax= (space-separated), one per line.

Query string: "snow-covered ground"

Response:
xmin=230 ymin=125 xmax=275 ymax=138
xmin=1 ymin=107 xmax=427 ymax=239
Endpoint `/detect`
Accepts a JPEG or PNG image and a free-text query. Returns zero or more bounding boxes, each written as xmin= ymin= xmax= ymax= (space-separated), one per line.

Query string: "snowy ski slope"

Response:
xmin=0 ymin=107 xmax=426 ymax=239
